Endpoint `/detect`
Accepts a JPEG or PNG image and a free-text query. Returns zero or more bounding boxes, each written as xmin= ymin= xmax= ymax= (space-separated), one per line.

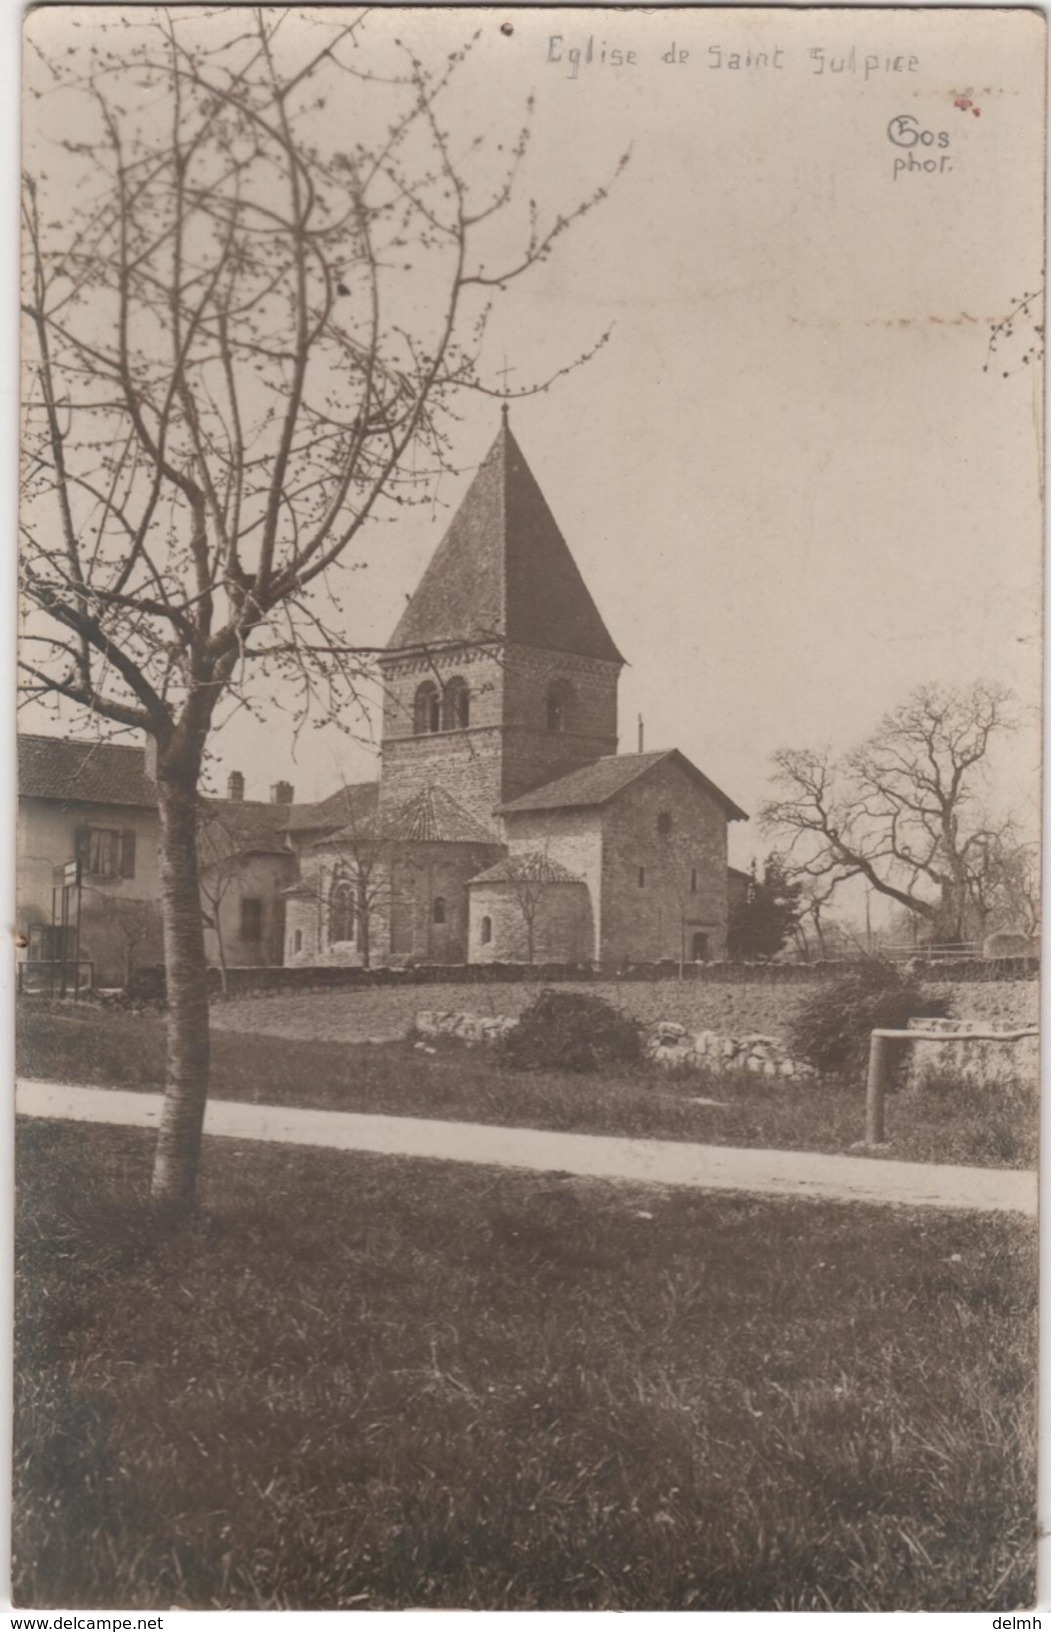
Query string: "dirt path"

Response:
xmin=17 ymin=1080 xmax=1036 ymax=1216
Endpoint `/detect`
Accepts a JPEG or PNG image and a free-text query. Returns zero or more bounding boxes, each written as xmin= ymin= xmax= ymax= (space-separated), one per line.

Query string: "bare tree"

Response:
xmin=20 ymin=8 xmax=622 ymax=1216
xmin=499 ymin=850 xmax=561 ymax=967
xmin=197 ymin=803 xmax=254 ymax=995
xmin=82 ymin=894 xmax=163 ymax=987
xmin=762 ymin=682 xmax=1019 ymax=941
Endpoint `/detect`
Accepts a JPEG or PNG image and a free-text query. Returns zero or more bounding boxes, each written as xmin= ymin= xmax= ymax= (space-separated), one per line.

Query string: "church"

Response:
xmin=282 ymin=412 xmax=748 ymax=969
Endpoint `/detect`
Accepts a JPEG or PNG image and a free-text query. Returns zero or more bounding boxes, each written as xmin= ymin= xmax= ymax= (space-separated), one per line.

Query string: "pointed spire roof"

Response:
xmin=387 ymin=416 xmax=623 ymax=664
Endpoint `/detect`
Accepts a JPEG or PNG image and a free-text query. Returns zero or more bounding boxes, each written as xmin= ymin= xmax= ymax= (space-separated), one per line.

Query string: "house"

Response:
xmin=17 ymin=734 xmax=164 ymax=988
xmin=17 ymin=738 xmax=300 ymax=986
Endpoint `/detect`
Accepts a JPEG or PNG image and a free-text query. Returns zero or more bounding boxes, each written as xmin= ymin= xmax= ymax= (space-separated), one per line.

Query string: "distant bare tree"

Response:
xmin=20 ymin=8 xmax=623 ymax=1216
xmin=197 ymin=805 xmax=254 ymax=996
xmin=762 ymin=682 xmax=1019 ymax=941
xmin=499 ymin=851 xmax=561 ymax=967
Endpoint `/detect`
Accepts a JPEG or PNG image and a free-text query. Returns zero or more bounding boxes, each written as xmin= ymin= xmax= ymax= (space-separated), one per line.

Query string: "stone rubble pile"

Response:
xmin=415 ymin=1008 xmax=818 ymax=1081
xmin=415 ymin=1010 xmax=519 ymax=1044
xmin=645 ymin=1020 xmax=818 ymax=1080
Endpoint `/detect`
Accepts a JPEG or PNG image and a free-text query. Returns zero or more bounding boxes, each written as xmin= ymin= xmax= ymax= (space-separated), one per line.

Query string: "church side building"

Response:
xmin=283 ymin=411 xmax=747 ymax=969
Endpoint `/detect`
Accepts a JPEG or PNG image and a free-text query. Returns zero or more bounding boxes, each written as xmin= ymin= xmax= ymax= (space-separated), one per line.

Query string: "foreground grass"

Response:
xmin=15 ymin=1119 xmax=1036 ymax=1610
xmin=19 ymin=1001 xmax=1038 ymax=1168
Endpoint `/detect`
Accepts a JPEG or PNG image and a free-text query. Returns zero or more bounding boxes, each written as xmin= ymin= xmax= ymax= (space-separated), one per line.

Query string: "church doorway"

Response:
xmin=691 ymin=931 xmax=710 ymax=962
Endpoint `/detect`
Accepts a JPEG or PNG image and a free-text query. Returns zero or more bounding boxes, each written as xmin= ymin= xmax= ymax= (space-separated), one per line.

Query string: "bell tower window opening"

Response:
xmin=433 ymin=896 xmax=447 ymax=925
xmin=546 ymin=680 xmax=573 ymax=733
xmin=657 ymin=811 xmax=672 ymax=836
xmin=690 ymin=867 xmax=698 ymax=894
xmin=443 ymin=677 xmax=470 ymax=730
xmin=414 ymin=681 xmax=441 ymax=735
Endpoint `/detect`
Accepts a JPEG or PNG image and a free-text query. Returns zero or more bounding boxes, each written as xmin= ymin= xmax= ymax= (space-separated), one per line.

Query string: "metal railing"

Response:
xmin=17 ymin=959 xmax=94 ymax=997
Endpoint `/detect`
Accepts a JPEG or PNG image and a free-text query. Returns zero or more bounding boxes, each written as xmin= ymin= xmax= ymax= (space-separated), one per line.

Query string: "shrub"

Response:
xmin=501 ymin=989 xmax=642 ymax=1074
xmin=787 ymin=959 xmax=950 ymax=1081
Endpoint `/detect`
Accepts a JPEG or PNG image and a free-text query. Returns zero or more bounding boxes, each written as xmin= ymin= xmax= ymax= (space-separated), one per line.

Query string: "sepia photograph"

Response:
xmin=14 ymin=3 xmax=1044 ymax=1612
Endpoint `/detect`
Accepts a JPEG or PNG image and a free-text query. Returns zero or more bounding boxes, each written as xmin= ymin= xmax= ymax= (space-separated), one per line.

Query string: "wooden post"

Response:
xmin=865 ymin=1031 xmax=890 ymax=1144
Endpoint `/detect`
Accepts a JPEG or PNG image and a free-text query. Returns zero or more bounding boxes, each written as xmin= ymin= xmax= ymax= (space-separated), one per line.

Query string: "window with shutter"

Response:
xmin=86 ymin=827 xmax=122 ymax=878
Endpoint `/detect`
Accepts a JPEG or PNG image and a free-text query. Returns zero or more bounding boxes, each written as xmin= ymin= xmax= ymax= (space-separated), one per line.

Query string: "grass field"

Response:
xmin=18 ymin=1000 xmax=1039 ymax=1168
xmin=14 ymin=1118 xmax=1036 ymax=1611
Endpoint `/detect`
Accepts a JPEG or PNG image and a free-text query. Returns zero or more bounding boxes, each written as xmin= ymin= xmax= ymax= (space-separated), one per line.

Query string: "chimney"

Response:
xmin=637 ymin=715 xmax=644 ymax=755
xmin=227 ymin=771 xmax=245 ymax=802
xmin=271 ymin=781 xmax=294 ymax=805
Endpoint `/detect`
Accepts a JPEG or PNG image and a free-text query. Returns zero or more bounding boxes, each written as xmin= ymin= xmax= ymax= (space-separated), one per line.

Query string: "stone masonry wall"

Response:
xmin=501 ymin=809 xmax=604 ymax=957
xmin=499 ymin=645 xmax=619 ymax=804
xmin=468 ymin=878 xmax=594 ymax=963
xmin=599 ymin=762 xmax=730 ymax=965
xmin=379 ymin=647 xmax=507 ymax=826
xmin=378 ymin=643 xmax=619 ymax=827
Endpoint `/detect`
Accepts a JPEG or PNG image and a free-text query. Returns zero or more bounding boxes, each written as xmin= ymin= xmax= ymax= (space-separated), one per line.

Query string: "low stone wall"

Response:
xmin=138 ymin=953 xmax=1040 ymax=1003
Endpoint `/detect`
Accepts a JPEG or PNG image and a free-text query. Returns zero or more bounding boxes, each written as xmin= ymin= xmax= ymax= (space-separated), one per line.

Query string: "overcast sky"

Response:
xmin=21 ymin=7 xmax=1045 ymax=891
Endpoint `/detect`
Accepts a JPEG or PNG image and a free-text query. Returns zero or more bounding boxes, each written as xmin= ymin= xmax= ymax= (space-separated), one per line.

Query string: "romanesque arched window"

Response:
xmin=414 ymin=681 xmax=441 ymax=734
xmin=657 ymin=811 xmax=672 ymax=836
xmin=480 ymin=915 xmax=492 ymax=945
xmin=546 ymin=680 xmax=573 ymax=732
xmin=433 ymin=896 xmax=446 ymax=925
xmin=443 ymin=677 xmax=470 ymax=730
xmin=329 ymin=878 xmax=356 ymax=944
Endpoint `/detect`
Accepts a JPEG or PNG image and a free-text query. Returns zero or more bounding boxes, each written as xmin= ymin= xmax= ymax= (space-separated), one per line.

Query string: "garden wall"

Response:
xmin=180 ymin=955 xmax=1040 ymax=1002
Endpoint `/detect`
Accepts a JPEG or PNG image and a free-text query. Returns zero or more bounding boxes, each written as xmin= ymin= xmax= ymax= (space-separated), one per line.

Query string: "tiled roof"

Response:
xmin=469 ymin=851 xmax=584 ymax=886
xmin=386 ymin=416 xmax=623 ymax=665
xmin=322 ymin=785 xmax=501 ymax=849
xmin=285 ymin=782 xmax=379 ymax=835
xmin=198 ymin=799 xmax=292 ymax=856
xmin=18 ymin=733 xmax=157 ymax=808
xmin=498 ymin=749 xmax=749 ymax=822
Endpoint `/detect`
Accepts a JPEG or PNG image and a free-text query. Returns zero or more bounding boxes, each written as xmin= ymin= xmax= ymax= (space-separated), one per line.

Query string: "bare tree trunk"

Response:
xmin=358 ymin=877 xmax=370 ymax=969
xmin=213 ymin=907 xmax=229 ymax=997
xmin=151 ymin=767 xmax=210 ymax=1219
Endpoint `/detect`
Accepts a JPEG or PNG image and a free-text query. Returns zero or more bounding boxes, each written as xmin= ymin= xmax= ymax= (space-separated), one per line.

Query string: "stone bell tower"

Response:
xmin=379 ymin=410 xmax=623 ymax=828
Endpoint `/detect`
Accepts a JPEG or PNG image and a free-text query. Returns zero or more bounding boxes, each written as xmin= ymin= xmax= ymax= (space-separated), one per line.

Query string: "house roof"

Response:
xmin=386 ymin=413 xmax=623 ymax=665
xmin=285 ymin=782 xmax=379 ymax=835
xmin=198 ymin=799 xmax=293 ymax=857
xmin=320 ymin=784 xmax=502 ymax=849
xmin=18 ymin=733 xmax=159 ymax=809
xmin=497 ymin=748 xmax=749 ymax=822
xmin=469 ymin=851 xmax=584 ymax=886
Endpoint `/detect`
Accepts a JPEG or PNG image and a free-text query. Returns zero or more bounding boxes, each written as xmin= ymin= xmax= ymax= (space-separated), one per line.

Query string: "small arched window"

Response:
xmin=414 ymin=681 xmax=441 ymax=735
xmin=443 ymin=677 xmax=470 ymax=731
xmin=546 ymin=680 xmax=573 ymax=733
xmin=433 ymin=896 xmax=446 ymax=925
xmin=480 ymin=915 xmax=492 ymax=946
xmin=637 ymin=865 xmax=646 ymax=888
xmin=657 ymin=811 xmax=672 ymax=837
xmin=329 ymin=878 xmax=356 ymax=945
xmin=690 ymin=867 xmax=698 ymax=895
